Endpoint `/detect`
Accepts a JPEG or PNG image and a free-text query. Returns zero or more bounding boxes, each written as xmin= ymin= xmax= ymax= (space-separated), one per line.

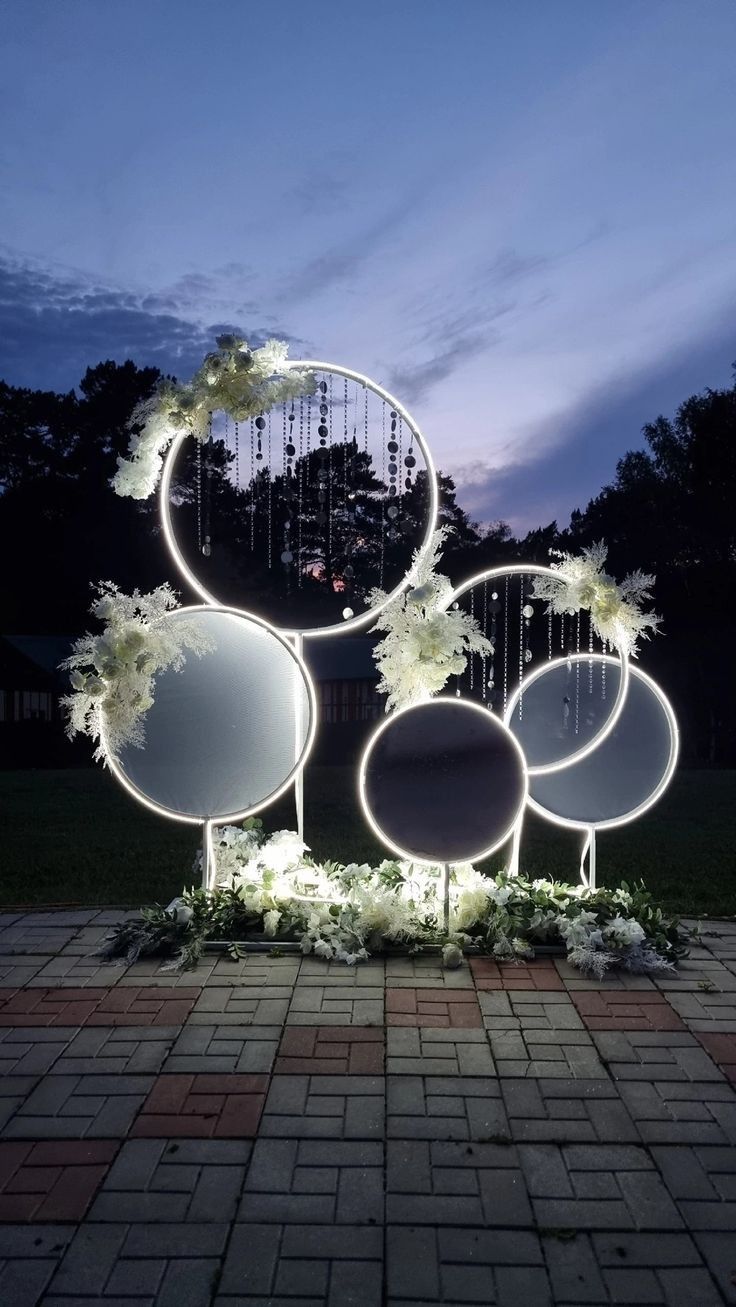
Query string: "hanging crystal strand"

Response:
xmin=296 ymin=401 xmax=303 ymax=588
xmin=249 ymin=418 xmax=255 ymax=551
xmin=234 ymin=419 xmax=240 ymax=490
xmin=548 ymin=607 xmax=553 ymax=660
xmin=487 ymin=582 xmax=500 ymax=711
xmin=267 ymin=413 xmax=273 ymax=570
xmin=522 ymin=585 xmax=533 ymax=669
xmin=283 ymin=403 xmax=296 ymax=579
xmin=364 ymin=386 xmax=369 ymax=456
xmin=469 ymin=589 xmax=475 ymax=695
xmin=379 ymin=400 xmax=386 ymax=589
xmin=327 ymin=374 xmax=334 ymax=588
xmin=561 ymin=611 xmax=566 ymax=651
xmin=196 ymin=438 xmax=203 ymax=553
xmin=602 ymin=639 xmax=607 ymax=700
xmin=518 ymin=574 xmax=525 ymax=720
xmin=481 ymin=579 xmax=488 ymax=703
xmin=503 ymin=574 xmax=509 ymax=715
xmin=575 ymin=611 xmax=581 ymax=734
xmin=588 ymin=608 xmax=594 ymax=696
xmin=202 ymin=412 xmax=213 ymax=557
xmin=386 ymin=408 xmax=399 ymax=544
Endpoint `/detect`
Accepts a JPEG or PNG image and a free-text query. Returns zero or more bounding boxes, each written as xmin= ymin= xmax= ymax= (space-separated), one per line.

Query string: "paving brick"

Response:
xmin=387 ymin=1138 xmax=532 ymax=1226
xmin=386 ymin=987 xmax=482 ymax=1028
xmin=387 ymin=1074 xmax=509 ymax=1141
xmin=696 ymin=1030 xmax=736 ymax=1083
xmin=386 ymin=1225 xmax=547 ymax=1302
xmin=93 ymin=1137 xmax=249 ymax=1223
xmin=131 ymin=1072 xmax=268 ymax=1138
xmin=238 ymin=1137 xmax=383 ymax=1224
xmin=0 ymin=1138 xmax=118 ymax=1219
xmin=385 ymin=956 xmax=475 ymax=988
xmin=287 ymin=985 xmax=383 ymax=1026
xmin=259 ymin=1074 xmax=384 ymax=1139
xmin=48 ymin=1223 xmax=128 ymax=1295
xmin=3 ymin=1072 xmax=153 ymax=1139
xmin=666 ymin=990 xmax=736 ymax=1032
xmin=387 ymin=1026 xmax=495 ymax=1076
xmin=502 ymin=1076 xmax=641 ymax=1143
xmin=592 ymin=1028 xmax=726 ymax=1082
xmin=693 ymin=1231 xmax=736 ymax=1304
xmin=48 ymin=1024 xmax=176 ymax=1075
xmin=616 ymin=1078 xmax=736 ymax=1145
xmin=489 ymin=1024 xmax=606 ymax=1078
xmin=570 ymin=990 xmax=687 ymax=1032
xmin=470 ymin=956 xmax=565 ymax=991
xmin=542 ymin=1232 xmax=608 ymax=1302
xmin=167 ymin=1023 xmax=282 ymax=1073
xmin=220 ymin=1223 xmax=382 ymax=1302
xmin=0 ymin=986 xmax=198 ymax=1027
xmin=275 ymin=1025 xmax=384 ymax=1074
xmin=298 ymin=958 xmax=385 ymax=986
xmin=188 ymin=986 xmax=290 ymax=1025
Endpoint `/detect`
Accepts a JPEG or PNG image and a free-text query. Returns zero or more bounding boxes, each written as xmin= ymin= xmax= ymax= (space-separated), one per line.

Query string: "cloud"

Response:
xmin=0 ymin=252 xmax=298 ymax=391
xmin=277 ymin=183 xmax=433 ymax=304
xmin=452 ymin=318 xmax=736 ymax=534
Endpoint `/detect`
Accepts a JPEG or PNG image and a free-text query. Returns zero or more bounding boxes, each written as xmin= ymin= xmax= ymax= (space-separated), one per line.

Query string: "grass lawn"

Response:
xmin=0 ymin=766 xmax=734 ymax=918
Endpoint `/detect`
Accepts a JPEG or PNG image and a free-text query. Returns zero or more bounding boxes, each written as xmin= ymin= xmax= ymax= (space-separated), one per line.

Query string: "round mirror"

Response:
xmin=105 ymin=606 xmax=315 ymax=823
xmin=528 ymin=659 xmax=678 ymax=829
xmin=505 ymin=653 xmax=628 ymax=772
xmin=360 ymin=698 xmax=527 ymax=864
xmin=160 ymin=362 xmax=438 ymax=637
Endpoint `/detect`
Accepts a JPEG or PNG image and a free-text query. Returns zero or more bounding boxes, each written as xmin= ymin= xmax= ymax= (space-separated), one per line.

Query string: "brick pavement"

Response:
xmin=0 ymin=908 xmax=735 ymax=1304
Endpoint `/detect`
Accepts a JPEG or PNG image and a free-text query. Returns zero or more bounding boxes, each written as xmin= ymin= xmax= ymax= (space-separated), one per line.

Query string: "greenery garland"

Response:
xmin=99 ymin=819 xmax=687 ymax=976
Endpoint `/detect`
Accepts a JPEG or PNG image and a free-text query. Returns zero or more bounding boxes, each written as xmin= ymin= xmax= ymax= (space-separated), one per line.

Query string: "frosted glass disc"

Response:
xmin=109 ymin=607 xmax=313 ymax=821
xmin=360 ymin=699 xmax=527 ymax=864
xmin=529 ymin=661 xmax=678 ymax=829
xmin=505 ymin=655 xmax=627 ymax=772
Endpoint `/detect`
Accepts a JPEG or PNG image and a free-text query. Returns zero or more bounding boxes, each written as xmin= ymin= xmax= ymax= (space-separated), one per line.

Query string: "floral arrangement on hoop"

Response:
xmin=60 ymin=582 xmax=214 ymax=763
xmin=112 ymin=335 xmax=314 ymax=500
xmin=98 ymin=820 xmax=687 ymax=975
xmin=532 ymin=541 xmax=661 ymax=657
xmin=368 ymin=527 xmax=491 ymax=712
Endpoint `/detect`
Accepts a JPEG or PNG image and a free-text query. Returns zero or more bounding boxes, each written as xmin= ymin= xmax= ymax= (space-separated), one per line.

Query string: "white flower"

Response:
xmin=442 ymin=942 xmax=463 ymax=969
xmin=263 ymin=909 xmax=281 ymax=937
xmin=167 ymin=898 xmax=193 ymax=925
xmin=261 ymin=831 xmax=309 ymax=874
xmin=605 ymin=915 xmax=646 ymax=948
xmin=313 ymin=939 xmax=333 ymax=959
xmin=558 ymin=910 xmax=601 ymax=947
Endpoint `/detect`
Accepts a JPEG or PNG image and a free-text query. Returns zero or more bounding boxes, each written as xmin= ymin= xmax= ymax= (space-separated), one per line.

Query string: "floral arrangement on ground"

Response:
xmin=100 ymin=821 xmax=687 ymax=976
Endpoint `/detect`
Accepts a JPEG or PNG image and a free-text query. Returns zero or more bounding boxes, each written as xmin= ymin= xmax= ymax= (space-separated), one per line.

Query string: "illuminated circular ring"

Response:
xmin=358 ymin=696 xmax=529 ymax=865
xmin=100 ymin=603 xmax=317 ymax=826
xmin=524 ymin=655 xmax=679 ymax=831
xmin=445 ymin=564 xmax=630 ymax=776
xmin=159 ymin=360 xmax=440 ymax=640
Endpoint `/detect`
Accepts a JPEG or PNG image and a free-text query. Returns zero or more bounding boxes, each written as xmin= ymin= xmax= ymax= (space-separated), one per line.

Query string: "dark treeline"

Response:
xmin=1 ymin=361 xmax=734 ymax=764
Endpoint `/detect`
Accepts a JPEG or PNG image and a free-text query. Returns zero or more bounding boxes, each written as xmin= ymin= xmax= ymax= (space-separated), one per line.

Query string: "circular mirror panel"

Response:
xmin=109 ymin=607 xmax=314 ymax=822
xmin=360 ymin=698 xmax=527 ymax=864
xmin=505 ymin=655 xmax=625 ymax=772
xmin=529 ymin=661 xmax=678 ymax=829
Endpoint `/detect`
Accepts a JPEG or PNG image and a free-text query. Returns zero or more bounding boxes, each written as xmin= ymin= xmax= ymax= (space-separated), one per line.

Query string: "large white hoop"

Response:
xmin=159 ymin=360 xmax=439 ymax=641
xmin=100 ymin=603 xmax=317 ymax=827
xmin=443 ymin=564 xmax=631 ymax=776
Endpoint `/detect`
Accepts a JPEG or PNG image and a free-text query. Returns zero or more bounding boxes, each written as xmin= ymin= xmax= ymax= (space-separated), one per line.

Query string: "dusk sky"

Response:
xmin=1 ymin=0 xmax=735 ymax=532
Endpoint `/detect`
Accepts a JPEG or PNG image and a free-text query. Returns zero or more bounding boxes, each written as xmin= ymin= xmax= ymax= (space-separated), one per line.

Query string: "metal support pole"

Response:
xmin=201 ymin=819 xmax=216 ymax=891
xmin=443 ymin=863 xmax=451 ymax=936
xmin=508 ymin=817 xmax=522 ymax=878
xmin=293 ymin=633 xmax=305 ymax=842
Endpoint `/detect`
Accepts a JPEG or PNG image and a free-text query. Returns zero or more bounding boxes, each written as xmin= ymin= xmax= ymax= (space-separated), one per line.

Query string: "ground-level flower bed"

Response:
xmin=99 ymin=820 xmax=688 ymax=977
